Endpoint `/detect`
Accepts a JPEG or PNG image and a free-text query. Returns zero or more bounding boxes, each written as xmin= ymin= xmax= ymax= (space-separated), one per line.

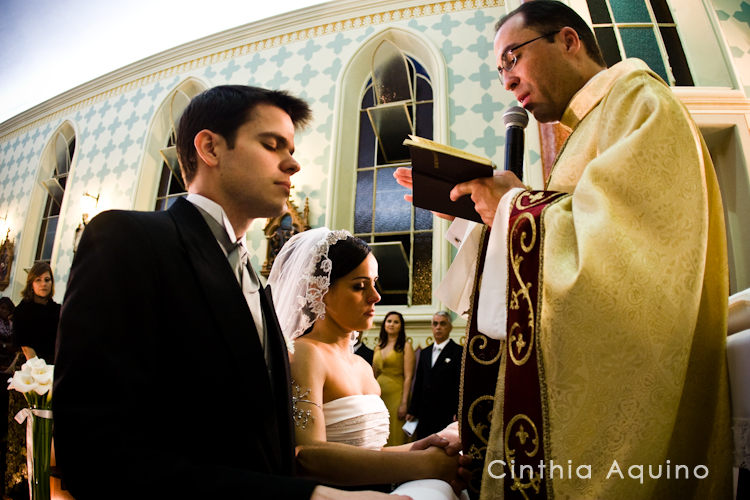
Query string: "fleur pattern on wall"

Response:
xmin=714 ymin=0 xmax=750 ymax=96
xmin=0 ymin=2 xmax=515 ymax=298
xmin=0 ymin=0 xmax=748 ymax=299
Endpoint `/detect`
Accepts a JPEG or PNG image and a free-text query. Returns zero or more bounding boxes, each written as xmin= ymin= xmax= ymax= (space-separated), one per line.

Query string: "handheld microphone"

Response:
xmin=502 ymin=106 xmax=529 ymax=180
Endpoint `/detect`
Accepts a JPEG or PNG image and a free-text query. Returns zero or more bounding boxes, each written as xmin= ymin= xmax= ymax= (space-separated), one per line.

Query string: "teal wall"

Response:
xmin=712 ymin=0 xmax=750 ymax=95
xmin=0 ymin=0 xmax=747 ymax=301
xmin=0 ymin=2 xmax=514 ymax=299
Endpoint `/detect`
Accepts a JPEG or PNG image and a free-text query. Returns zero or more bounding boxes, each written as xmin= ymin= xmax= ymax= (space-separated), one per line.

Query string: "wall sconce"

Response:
xmin=74 ymin=192 xmax=99 ymax=253
xmin=0 ymin=214 xmax=9 ymax=244
xmin=0 ymin=214 xmax=13 ymax=291
xmin=80 ymin=192 xmax=100 ymax=225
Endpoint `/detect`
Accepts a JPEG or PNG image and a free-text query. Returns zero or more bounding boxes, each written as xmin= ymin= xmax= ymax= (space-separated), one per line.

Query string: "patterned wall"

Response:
xmin=712 ymin=0 xmax=750 ymax=96
xmin=0 ymin=0 xmax=748 ymax=302
xmin=0 ymin=0 xmax=514 ymax=300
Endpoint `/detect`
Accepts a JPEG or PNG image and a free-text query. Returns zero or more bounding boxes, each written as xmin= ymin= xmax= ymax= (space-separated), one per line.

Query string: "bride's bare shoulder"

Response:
xmin=291 ymin=337 xmax=332 ymax=364
xmin=289 ymin=339 xmax=329 ymax=384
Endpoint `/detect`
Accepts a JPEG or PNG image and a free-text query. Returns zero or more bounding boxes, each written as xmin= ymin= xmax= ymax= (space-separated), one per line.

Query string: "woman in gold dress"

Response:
xmin=373 ymin=311 xmax=415 ymax=446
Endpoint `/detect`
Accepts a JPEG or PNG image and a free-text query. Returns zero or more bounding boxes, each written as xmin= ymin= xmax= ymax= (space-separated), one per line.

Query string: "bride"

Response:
xmin=268 ymin=227 xmax=466 ymax=498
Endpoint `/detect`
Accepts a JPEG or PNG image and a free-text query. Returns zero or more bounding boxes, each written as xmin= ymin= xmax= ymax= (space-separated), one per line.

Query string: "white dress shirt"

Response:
xmin=431 ymin=339 xmax=450 ymax=367
xmin=186 ymin=193 xmax=264 ymax=346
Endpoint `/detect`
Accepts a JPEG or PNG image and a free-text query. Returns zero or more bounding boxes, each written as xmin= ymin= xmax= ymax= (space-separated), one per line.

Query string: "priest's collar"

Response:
xmin=560 ymin=58 xmax=658 ymax=131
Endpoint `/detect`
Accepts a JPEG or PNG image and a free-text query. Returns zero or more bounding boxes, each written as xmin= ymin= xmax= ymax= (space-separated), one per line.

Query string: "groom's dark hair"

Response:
xmin=176 ymin=84 xmax=311 ymax=185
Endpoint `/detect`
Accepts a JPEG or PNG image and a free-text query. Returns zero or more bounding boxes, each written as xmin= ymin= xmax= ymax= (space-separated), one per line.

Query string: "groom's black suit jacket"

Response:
xmin=53 ymin=198 xmax=316 ymax=499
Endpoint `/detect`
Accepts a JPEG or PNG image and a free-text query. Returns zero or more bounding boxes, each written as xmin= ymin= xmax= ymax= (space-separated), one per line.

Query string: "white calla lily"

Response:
xmin=9 ymin=371 xmax=38 ymax=393
xmin=31 ymin=364 xmax=53 ymax=379
xmin=33 ymin=371 xmax=53 ymax=387
xmin=9 ymin=356 xmax=55 ymax=500
xmin=9 ymin=357 xmax=54 ymax=395
xmin=33 ymin=381 xmax=52 ymax=396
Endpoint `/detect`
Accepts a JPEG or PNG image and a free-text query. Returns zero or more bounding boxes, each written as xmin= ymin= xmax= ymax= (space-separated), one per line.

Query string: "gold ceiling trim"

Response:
xmin=1 ymin=0 xmax=500 ymax=142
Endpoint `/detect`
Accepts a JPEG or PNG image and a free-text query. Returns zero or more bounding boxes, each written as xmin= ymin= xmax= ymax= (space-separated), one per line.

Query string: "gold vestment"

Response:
xmin=446 ymin=59 xmax=732 ymax=499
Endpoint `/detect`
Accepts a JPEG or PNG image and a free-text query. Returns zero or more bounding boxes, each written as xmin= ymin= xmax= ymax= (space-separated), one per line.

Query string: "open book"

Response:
xmin=403 ymin=135 xmax=495 ymax=223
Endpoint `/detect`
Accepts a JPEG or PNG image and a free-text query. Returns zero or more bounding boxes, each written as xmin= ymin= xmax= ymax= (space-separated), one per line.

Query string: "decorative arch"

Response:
xmin=13 ymin=120 xmax=77 ymax=297
xmin=327 ymin=27 xmax=451 ymax=317
xmin=133 ymin=77 xmax=208 ymax=210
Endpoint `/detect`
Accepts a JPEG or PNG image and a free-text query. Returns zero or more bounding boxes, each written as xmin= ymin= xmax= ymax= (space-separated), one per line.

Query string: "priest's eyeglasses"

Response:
xmin=498 ymin=30 xmax=560 ymax=85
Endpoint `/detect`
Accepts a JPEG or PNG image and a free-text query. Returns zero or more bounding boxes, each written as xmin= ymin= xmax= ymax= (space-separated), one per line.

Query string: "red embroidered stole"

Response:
xmin=459 ymin=226 xmax=500 ymax=497
xmin=459 ymin=191 xmax=566 ymax=499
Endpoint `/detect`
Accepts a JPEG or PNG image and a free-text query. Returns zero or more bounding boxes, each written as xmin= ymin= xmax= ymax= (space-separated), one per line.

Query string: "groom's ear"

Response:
xmin=194 ymin=129 xmax=222 ymax=168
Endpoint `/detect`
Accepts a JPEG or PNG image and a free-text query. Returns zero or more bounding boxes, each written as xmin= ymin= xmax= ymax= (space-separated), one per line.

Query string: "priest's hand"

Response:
xmin=450 ymin=171 xmax=525 ymax=226
xmin=393 ymin=167 xmax=455 ymax=221
xmin=393 ymin=167 xmax=414 ymax=201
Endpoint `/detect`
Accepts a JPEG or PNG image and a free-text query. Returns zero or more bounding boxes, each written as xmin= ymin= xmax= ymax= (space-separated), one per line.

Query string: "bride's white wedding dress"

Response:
xmin=322 ymin=394 xmax=466 ymax=500
xmin=323 ymin=394 xmax=390 ymax=449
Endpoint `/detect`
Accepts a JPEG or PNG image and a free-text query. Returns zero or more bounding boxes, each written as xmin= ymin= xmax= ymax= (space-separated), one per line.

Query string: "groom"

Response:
xmin=53 ymin=86 xmax=401 ymax=499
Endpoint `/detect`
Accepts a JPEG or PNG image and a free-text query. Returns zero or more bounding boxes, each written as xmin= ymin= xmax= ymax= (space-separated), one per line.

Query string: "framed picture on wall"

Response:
xmin=0 ymin=237 xmax=14 ymax=291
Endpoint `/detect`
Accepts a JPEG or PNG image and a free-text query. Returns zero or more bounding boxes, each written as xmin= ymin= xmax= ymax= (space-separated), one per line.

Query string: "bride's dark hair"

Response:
xmin=322 ymin=236 xmax=372 ymax=285
xmin=300 ymin=236 xmax=373 ymax=337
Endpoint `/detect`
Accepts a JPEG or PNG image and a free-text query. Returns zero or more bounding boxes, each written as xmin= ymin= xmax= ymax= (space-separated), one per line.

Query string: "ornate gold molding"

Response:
xmin=674 ymin=88 xmax=750 ymax=114
xmin=261 ymin=197 xmax=310 ymax=277
xmin=0 ymin=0 xmax=501 ymax=141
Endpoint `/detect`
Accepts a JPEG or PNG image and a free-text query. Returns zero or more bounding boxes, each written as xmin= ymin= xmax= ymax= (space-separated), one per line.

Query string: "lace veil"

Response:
xmin=267 ymin=227 xmax=351 ymax=350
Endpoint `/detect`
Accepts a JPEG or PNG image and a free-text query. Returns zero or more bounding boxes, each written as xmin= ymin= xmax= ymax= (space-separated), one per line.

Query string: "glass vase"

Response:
xmin=15 ymin=407 xmax=53 ymax=500
xmin=29 ymin=409 xmax=52 ymax=500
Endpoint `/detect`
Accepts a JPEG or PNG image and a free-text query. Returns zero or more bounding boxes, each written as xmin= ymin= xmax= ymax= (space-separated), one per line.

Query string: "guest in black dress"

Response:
xmin=5 ymin=263 xmax=60 ymax=498
xmin=0 ymin=297 xmax=17 ymax=498
xmin=14 ymin=262 xmax=60 ymax=363
xmin=0 ymin=297 xmax=18 ymax=373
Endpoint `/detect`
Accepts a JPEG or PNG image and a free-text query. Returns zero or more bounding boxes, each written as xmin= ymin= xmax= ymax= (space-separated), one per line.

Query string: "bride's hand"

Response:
xmin=312 ymin=485 xmax=411 ymax=499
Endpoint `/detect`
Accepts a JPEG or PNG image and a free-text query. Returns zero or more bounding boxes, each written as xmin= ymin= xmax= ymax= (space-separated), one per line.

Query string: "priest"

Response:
xmin=395 ymin=1 xmax=731 ymax=499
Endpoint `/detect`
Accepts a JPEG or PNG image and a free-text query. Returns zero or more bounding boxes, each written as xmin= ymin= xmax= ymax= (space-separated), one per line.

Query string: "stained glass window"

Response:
xmin=586 ymin=0 xmax=693 ymax=86
xmin=154 ymin=130 xmax=186 ymax=211
xmin=355 ymin=47 xmax=434 ymax=306
xmin=37 ymin=131 xmax=74 ymax=263
xmin=155 ymin=89 xmax=191 ymax=211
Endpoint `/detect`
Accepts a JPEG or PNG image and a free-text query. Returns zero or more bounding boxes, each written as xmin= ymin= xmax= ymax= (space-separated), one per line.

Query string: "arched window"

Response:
xmin=134 ymin=78 xmax=206 ymax=211
xmin=37 ymin=127 xmax=75 ymax=262
xmin=154 ymin=128 xmax=186 ymax=211
xmin=329 ymin=27 xmax=449 ymax=316
xmin=586 ymin=0 xmax=693 ymax=85
xmin=154 ymin=88 xmax=191 ymax=211
xmin=354 ymin=41 xmax=434 ymax=306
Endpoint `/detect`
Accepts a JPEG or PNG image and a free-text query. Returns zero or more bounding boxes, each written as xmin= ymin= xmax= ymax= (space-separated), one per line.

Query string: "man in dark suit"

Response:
xmin=52 ymin=86 xmax=397 ymax=500
xmin=352 ymin=331 xmax=374 ymax=365
xmin=406 ymin=311 xmax=463 ymax=439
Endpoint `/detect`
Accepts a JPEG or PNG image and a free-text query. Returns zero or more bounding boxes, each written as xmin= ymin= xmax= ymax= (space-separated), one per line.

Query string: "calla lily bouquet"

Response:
xmin=8 ymin=357 xmax=54 ymax=500
xmin=8 ymin=356 xmax=54 ymax=401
